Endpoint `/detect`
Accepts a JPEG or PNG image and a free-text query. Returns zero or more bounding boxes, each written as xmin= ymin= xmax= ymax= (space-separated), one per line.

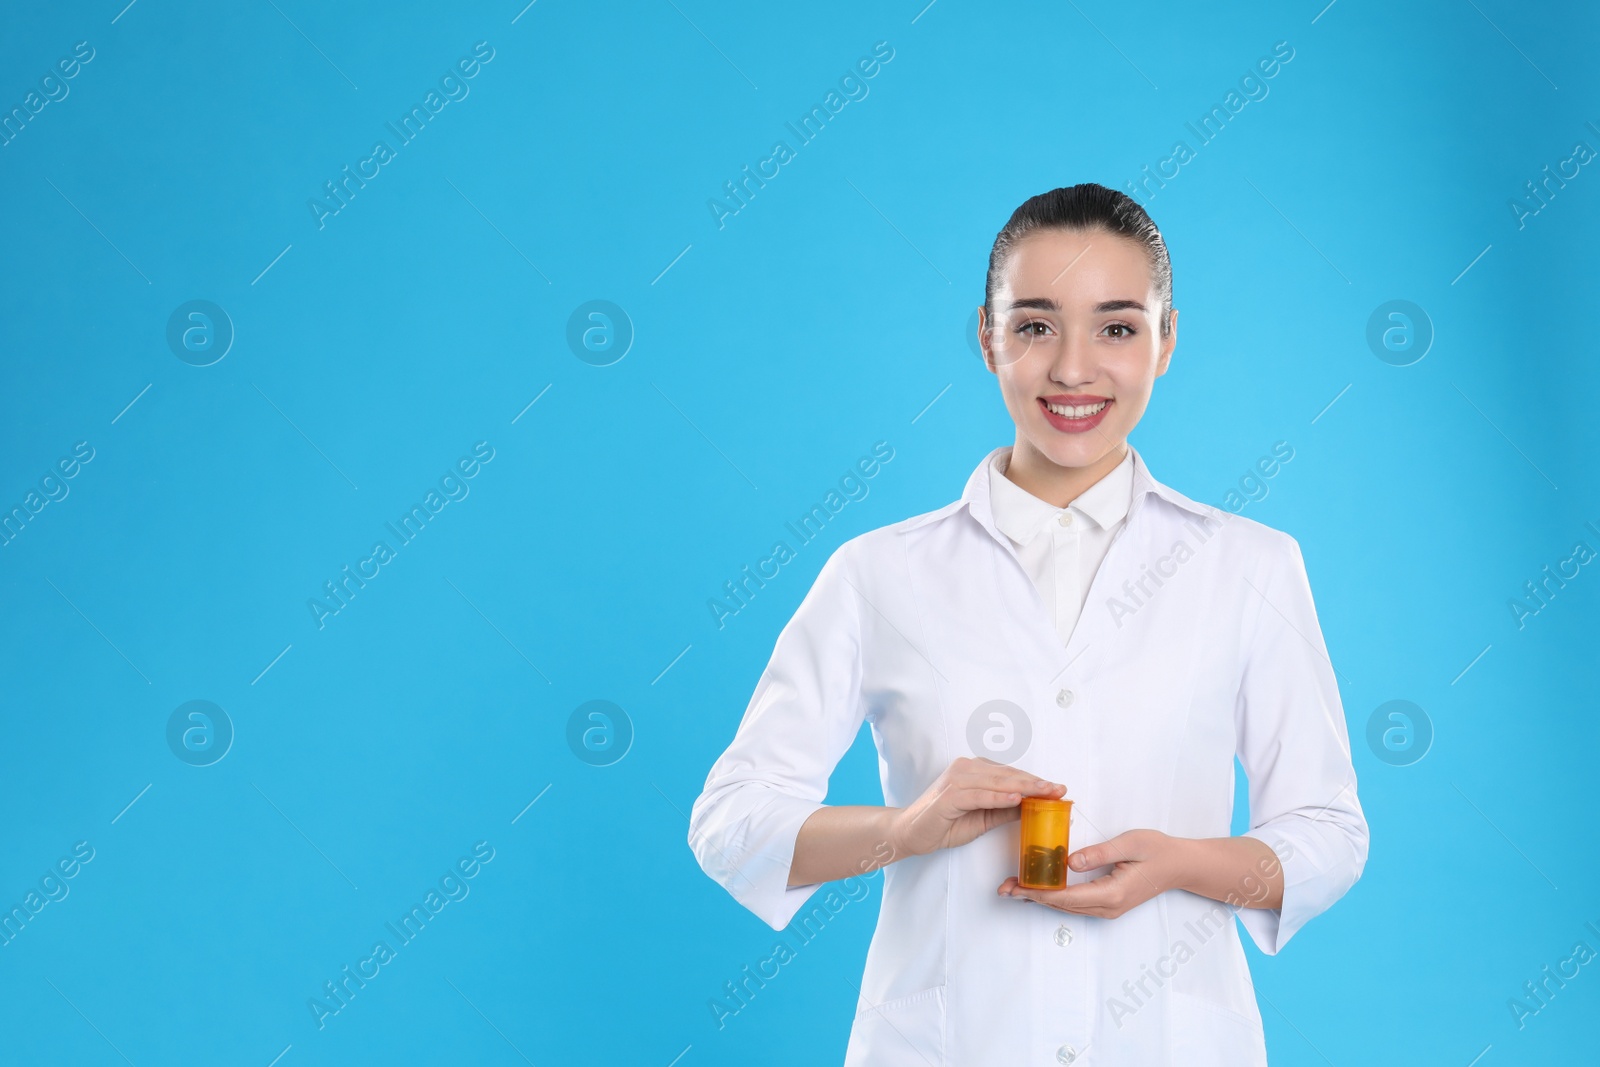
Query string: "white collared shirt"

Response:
xmin=688 ymin=445 xmax=1369 ymax=1066
xmin=989 ymin=446 xmax=1135 ymax=646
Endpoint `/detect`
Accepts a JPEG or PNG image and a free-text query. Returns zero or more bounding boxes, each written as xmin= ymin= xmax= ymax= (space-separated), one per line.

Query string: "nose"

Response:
xmin=1049 ymin=329 xmax=1094 ymax=389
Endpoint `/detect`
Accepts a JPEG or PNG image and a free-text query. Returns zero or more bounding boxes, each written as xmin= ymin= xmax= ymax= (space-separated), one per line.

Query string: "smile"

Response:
xmin=1037 ymin=396 xmax=1114 ymax=434
xmin=1042 ymin=399 xmax=1108 ymax=418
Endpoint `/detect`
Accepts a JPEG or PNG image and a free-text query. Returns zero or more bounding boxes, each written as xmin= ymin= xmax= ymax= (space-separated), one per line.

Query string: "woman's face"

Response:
xmin=978 ymin=227 xmax=1177 ymax=473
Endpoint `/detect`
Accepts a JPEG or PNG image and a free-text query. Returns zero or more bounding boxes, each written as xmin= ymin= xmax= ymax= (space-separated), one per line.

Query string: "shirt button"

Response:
xmin=1057 ymin=512 xmax=1074 ymax=527
xmin=1054 ymin=923 xmax=1074 ymax=947
xmin=1055 ymin=689 xmax=1074 ymax=709
xmin=1056 ymin=1045 xmax=1078 ymax=1064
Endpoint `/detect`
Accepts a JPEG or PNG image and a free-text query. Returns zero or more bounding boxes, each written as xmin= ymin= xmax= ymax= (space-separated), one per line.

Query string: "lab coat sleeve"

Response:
xmin=1231 ymin=532 xmax=1369 ymax=955
xmin=687 ymin=542 xmax=869 ymax=931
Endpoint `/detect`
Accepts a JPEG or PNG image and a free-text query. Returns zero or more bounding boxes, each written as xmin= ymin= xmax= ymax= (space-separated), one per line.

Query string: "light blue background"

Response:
xmin=1 ymin=1 xmax=1596 ymax=1063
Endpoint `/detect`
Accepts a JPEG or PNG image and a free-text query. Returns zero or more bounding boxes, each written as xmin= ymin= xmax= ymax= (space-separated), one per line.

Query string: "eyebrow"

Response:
xmin=1007 ymin=297 xmax=1149 ymax=314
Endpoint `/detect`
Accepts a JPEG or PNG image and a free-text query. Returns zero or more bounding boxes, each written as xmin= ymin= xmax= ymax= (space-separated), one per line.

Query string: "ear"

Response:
xmin=977 ymin=306 xmax=998 ymax=375
xmin=1154 ymin=307 xmax=1178 ymax=377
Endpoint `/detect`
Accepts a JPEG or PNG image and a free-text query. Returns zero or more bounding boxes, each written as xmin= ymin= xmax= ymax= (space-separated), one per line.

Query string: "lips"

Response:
xmin=1037 ymin=395 xmax=1113 ymax=434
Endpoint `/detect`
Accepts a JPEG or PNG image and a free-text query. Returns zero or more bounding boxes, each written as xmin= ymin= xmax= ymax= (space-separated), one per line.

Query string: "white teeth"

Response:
xmin=1045 ymin=400 xmax=1108 ymax=418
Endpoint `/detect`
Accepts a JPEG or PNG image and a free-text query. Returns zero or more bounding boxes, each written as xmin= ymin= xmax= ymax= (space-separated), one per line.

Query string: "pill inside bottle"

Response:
xmin=1017 ymin=796 xmax=1073 ymax=890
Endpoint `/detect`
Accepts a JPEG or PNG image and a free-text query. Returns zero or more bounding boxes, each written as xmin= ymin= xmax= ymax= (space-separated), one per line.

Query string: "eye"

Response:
xmin=1014 ymin=320 xmax=1053 ymax=336
xmin=1102 ymin=322 xmax=1138 ymax=339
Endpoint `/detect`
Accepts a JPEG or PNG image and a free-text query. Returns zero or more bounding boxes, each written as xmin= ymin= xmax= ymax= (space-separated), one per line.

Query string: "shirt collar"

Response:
xmin=987 ymin=447 xmax=1135 ymax=545
xmin=913 ymin=443 xmax=1214 ymax=545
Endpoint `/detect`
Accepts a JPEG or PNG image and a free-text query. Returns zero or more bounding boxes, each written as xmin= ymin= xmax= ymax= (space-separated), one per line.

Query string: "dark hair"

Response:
xmin=983 ymin=182 xmax=1174 ymax=339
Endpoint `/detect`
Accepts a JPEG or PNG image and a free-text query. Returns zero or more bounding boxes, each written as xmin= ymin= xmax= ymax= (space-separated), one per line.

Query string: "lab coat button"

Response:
xmin=1056 ymin=1045 xmax=1078 ymax=1064
xmin=1054 ymin=923 xmax=1073 ymax=947
xmin=1057 ymin=512 xmax=1074 ymax=527
xmin=1055 ymin=689 xmax=1074 ymax=709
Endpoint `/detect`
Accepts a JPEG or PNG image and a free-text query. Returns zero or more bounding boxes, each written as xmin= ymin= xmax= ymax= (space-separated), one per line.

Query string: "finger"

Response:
xmin=999 ymin=877 xmax=1122 ymax=915
xmin=959 ymin=787 xmax=1032 ymax=811
xmin=965 ymin=766 xmax=1067 ymax=797
xmin=997 ymin=877 xmax=1050 ymax=903
xmin=985 ymin=804 xmax=1023 ymax=827
xmin=1044 ymin=872 xmax=1125 ymax=910
xmin=1068 ymin=831 xmax=1140 ymax=872
xmin=996 ymin=879 xmax=1081 ymax=912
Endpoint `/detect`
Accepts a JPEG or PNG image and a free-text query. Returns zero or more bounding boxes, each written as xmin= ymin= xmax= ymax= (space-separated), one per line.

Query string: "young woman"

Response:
xmin=688 ymin=183 xmax=1368 ymax=1066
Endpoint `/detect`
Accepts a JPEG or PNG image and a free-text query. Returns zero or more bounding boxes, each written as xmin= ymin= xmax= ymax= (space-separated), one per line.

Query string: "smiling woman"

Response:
xmin=976 ymin=185 xmax=1176 ymax=508
xmin=689 ymin=182 xmax=1368 ymax=1067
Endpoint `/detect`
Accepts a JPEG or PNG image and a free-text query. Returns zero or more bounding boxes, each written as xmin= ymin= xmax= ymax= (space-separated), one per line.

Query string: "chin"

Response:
xmin=1029 ymin=430 xmax=1123 ymax=470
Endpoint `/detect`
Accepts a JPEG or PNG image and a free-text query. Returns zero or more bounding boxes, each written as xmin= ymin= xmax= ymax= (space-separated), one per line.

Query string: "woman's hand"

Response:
xmin=889 ymin=756 xmax=1065 ymax=861
xmin=997 ymin=829 xmax=1187 ymax=918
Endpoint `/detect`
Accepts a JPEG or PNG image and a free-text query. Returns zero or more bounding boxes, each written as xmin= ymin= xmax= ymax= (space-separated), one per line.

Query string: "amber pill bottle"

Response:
xmin=1018 ymin=797 xmax=1073 ymax=890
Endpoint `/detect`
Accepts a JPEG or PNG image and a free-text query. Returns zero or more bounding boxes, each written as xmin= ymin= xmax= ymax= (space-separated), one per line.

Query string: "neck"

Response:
xmin=1004 ymin=437 xmax=1128 ymax=508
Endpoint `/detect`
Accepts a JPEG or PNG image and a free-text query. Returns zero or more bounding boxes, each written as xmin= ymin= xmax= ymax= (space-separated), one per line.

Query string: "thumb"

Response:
xmin=1068 ymin=832 xmax=1136 ymax=872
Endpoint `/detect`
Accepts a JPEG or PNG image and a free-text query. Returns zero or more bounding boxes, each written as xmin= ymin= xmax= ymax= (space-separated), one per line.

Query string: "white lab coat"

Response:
xmin=688 ymin=445 xmax=1369 ymax=1065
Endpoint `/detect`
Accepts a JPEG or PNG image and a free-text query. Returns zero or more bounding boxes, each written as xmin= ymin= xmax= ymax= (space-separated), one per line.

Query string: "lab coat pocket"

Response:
xmin=1168 ymin=989 xmax=1267 ymax=1066
xmin=844 ymin=983 xmax=946 ymax=1066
